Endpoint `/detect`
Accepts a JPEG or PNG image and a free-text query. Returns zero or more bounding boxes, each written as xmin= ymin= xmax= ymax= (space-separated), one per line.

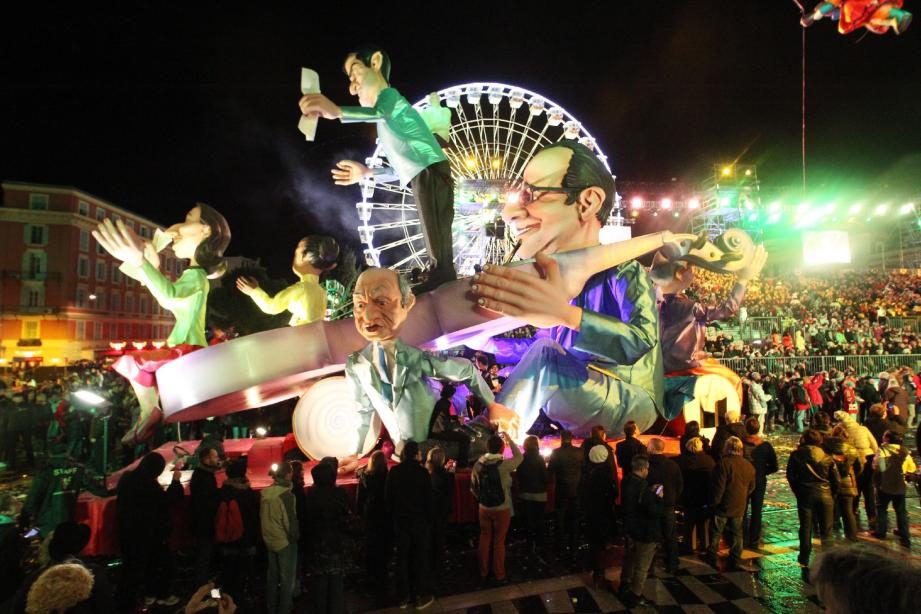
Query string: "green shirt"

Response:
xmin=248 ymin=273 xmax=326 ymax=326
xmin=120 ymin=261 xmax=209 ymax=347
xmin=340 ymin=87 xmax=447 ymax=187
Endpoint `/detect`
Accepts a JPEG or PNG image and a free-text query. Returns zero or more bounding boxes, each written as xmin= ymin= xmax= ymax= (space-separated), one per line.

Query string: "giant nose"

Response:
xmin=501 ymin=192 xmax=527 ymax=225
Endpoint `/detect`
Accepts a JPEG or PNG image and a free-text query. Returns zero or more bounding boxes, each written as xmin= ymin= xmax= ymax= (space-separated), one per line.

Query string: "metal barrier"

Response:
xmin=717 ymin=354 xmax=921 ymax=376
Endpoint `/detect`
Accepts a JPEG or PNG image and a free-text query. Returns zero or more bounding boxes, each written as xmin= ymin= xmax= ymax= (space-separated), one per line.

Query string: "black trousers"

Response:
xmin=554 ymin=495 xmax=580 ymax=551
xmin=411 ymin=161 xmax=455 ymax=280
xmin=796 ymin=492 xmax=833 ymax=566
xmin=659 ymin=506 xmax=679 ymax=572
xmin=395 ymin=522 xmax=432 ymax=600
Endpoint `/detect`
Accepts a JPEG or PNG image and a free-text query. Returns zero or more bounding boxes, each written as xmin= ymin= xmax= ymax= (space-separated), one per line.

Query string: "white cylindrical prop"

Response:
xmin=292 ymin=376 xmax=381 ymax=459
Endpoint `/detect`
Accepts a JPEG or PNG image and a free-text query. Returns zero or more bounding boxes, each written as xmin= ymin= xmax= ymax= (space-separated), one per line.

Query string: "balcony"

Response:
xmin=17 ymin=338 xmax=42 ymax=347
xmin=0 ymin=270 xmax=63 ymax=282
xmin=0 ymin=305 xmax=61 ymax=315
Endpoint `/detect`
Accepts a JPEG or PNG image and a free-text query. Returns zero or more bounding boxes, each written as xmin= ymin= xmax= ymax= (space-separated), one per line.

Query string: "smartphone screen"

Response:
xmin=24 ymin=528 xmax=39 ymax=539
xmin=655 ymin=484 xmax=664 ymax=496
xmin=210 ymin=589 xmax=221 ymax=600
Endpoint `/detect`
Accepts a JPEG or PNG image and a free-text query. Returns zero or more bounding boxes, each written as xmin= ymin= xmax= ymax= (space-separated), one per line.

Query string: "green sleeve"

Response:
xmin=132 ymin=261 xmax=192 ymax=304
xmin=573 ymin=264 xmax=658 ymax=365
xmin=340 ymin=88 xmax=397 ymax=124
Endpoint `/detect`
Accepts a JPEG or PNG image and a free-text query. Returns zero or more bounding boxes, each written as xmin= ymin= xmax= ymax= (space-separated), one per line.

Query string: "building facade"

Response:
xmin=0 ymin=181 xmax=181 ymax=366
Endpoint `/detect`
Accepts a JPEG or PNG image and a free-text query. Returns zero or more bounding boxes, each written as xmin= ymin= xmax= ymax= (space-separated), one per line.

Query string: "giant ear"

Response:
xmin=404 ymin=291 xmax=416 ymax=311
xmin=577 ymin=186 xmax=605 ymax=223
xmin=370 ymin=51 xmax=384 ymax=73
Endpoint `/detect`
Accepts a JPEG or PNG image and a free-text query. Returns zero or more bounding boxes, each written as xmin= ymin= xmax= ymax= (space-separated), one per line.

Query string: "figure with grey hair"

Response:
xmin=344 ymin=268 xmax=510 ymax=456
xmin=707 ymin=436 xmax=757 ymax=572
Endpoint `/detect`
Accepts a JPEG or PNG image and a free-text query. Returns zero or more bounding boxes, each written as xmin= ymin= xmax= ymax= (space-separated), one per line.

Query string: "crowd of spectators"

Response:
xmin=687 ymin=268 xmax=921 ymax=358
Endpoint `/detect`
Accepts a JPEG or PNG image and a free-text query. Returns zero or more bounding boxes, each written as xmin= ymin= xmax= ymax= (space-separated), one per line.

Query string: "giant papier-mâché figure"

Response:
xmin=236 ymin=235 xmax=339 ymax=326
xmin=92 ymin=204 xmax=230 ymax=445
xmin=298 ymin=45 xmax=457 ymax=290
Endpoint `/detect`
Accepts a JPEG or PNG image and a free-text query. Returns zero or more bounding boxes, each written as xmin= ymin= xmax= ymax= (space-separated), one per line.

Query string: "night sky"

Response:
xmin=3 ymin=2 xmax=919 ymax=275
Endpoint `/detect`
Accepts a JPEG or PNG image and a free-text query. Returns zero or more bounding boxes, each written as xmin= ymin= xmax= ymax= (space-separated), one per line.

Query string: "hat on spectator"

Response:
xmin=588 ymin=445 xmax=609 ymax=464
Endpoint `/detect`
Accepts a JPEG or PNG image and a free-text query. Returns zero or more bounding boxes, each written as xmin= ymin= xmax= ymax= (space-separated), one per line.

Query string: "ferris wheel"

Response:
xmin=354 ymin=83 xmax=614 ymax=276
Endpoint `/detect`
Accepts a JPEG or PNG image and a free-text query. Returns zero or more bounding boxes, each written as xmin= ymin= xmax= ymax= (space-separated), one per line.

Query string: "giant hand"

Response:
xmin=331 ymin=160 xmax=371 ymax=186
xmin=92 ymin=218 xmax=145 ymax=267
xmin=472 ymin=253 xmax=582 ymax=329
xmin=487 ymin=402 xmax=522 ymax=443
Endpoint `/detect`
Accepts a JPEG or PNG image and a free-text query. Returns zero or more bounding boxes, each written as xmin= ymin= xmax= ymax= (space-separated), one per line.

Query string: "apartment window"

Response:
xmin=96 ymin=208 xmax=106 ymax=221
xmin=94 ymin=291 xmax=104 ymax=310
xmin=175 ymin=260 xmax=182 ymax=275
xmin=77 ymin=200 xmax=90 ymax=217
xmin=139 ymin=295 xmax=148 ymax=315
xmin=24 ymin=224 xmax=48 ymax=246
xmin=27 ymin=253 xmax=43 ymax=276
xmin=138 ymin=226 xmax=150 ymax=239
xmin=79 ymin=230 xmax=89 ymax=251
xmin=125 ymin=294 xmax=134 ymax=313
xmin=23 ymin=320 xmax=40 ymax=339
xmin=94 ymin=322 xmax=102 ymax=340
xmin=125 ymin=220 xmax=134 ymax=230
xmin=95 ymin=261 xmax=106 ymax=281
xmin=110 ymin=292 xmax=120 ymax=312
xmin=24 ymin=287 xmax=42 ymax=307
xmin=78 ymin=256 xmax=89 ymax=279
xmin=126 ymin=276 xmax=135 ymax=288
xmin=96 ymin=241 xmax=105 ymax=255
xmin=75 ymin=321 xmax=86 ymax=340
xmin=111 ymin=264 xmax=122 ymax=285
xmin=29 ymin=194 xmax=49 ymax=210
xmin=76 ymin=287 xmax=88 ymax=308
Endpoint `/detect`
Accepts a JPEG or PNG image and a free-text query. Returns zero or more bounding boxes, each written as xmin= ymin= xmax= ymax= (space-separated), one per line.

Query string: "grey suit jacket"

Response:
xmin=345 ymin=338 xmax=495 ymax=453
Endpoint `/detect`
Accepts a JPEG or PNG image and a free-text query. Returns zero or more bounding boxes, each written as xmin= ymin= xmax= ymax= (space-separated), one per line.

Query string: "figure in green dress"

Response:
xmin=92 ymin=204 xmax=231 ymax=445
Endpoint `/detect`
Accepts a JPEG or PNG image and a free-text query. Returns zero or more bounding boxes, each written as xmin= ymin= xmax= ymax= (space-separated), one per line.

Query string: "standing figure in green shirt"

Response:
xmin=236 ymin=235 xmax=339 ymax=326
xmin=92 ymin=204 xmax=231 ymax=445
xmin=299 ymin=44 xmax=456 ymax=291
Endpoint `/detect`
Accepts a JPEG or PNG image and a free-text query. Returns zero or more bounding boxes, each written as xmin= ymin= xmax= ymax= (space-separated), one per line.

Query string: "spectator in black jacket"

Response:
xmin=865 ymin=403 xmax=904 ymax=446
xmin=583 ymin=445 xmax=617 ymax=590
xmin=115 ymin=452 xmax=183 ymax=609
xmin=679 ymin=421 xmax=711 ymax=457
xmin=426 ymin=446 xmax=455 ymax=575
xmin=7 ymin=521 xmax=116 ymax=614
xmin=386 ymin=440 xmax=434 ymax=609
xmin=357 ymin=451 xmax=390 ymax=605
xmin=675 ymin=437 xmax=715 ymax=553
xmin=618 ymin=455 xmax=661 ymax=609
xmin=822 ymin=425 xmax=861 ymax=542
xmin=516 ymin=435 xmax=548 ymax=552
xmin=646 ymin=437 xmax=683 ymax=574
xmin=190 ymin=445 xmax=222 ymax=587
xmin=290 ymin=461 xmax=308 ymax=598
xmin=710 ymin=411 xmax=747 ymax=460
xmin=581 ymin=425 xmax=617 ymax=473
xmin=614 ymin=421 xmax=646 ymax=485
xmin=304 ymin=461 xmax=355 ymax=614
xmin=548 ymin=430 xmax=582 ymax=555
xmin=708 ymin=437 xmax=757 ymax=572
xmin=786 ymin=429 xmax=839 ymax=568
xmin=742 ymin=418 xmax=778 ymax=548
xmin=217 ymin=459 xmax=260 ymax=605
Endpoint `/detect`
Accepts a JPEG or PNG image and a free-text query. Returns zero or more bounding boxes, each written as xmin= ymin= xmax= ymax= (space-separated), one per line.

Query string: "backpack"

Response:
xmin=215 ymin=498 xmax=244 ymax=544
xmin=474 ymin=461 xmax=505 ymax=507
xmin=792 ymin=382 xmax=809 ymax=405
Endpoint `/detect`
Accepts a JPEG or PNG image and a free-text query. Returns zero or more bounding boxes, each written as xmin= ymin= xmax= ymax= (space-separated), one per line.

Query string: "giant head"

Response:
xmin=343 ymin=44 xmax=391 ymax=108
xmin=352 ymin=267 xmax=414 ymax=342
xmin=166 ymin=203 xmax=230 ymax=277
xmin=502 ymin=140 xmax=615 ymax=259
xmin=292 ymin=235 xmax=339 ymax=276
